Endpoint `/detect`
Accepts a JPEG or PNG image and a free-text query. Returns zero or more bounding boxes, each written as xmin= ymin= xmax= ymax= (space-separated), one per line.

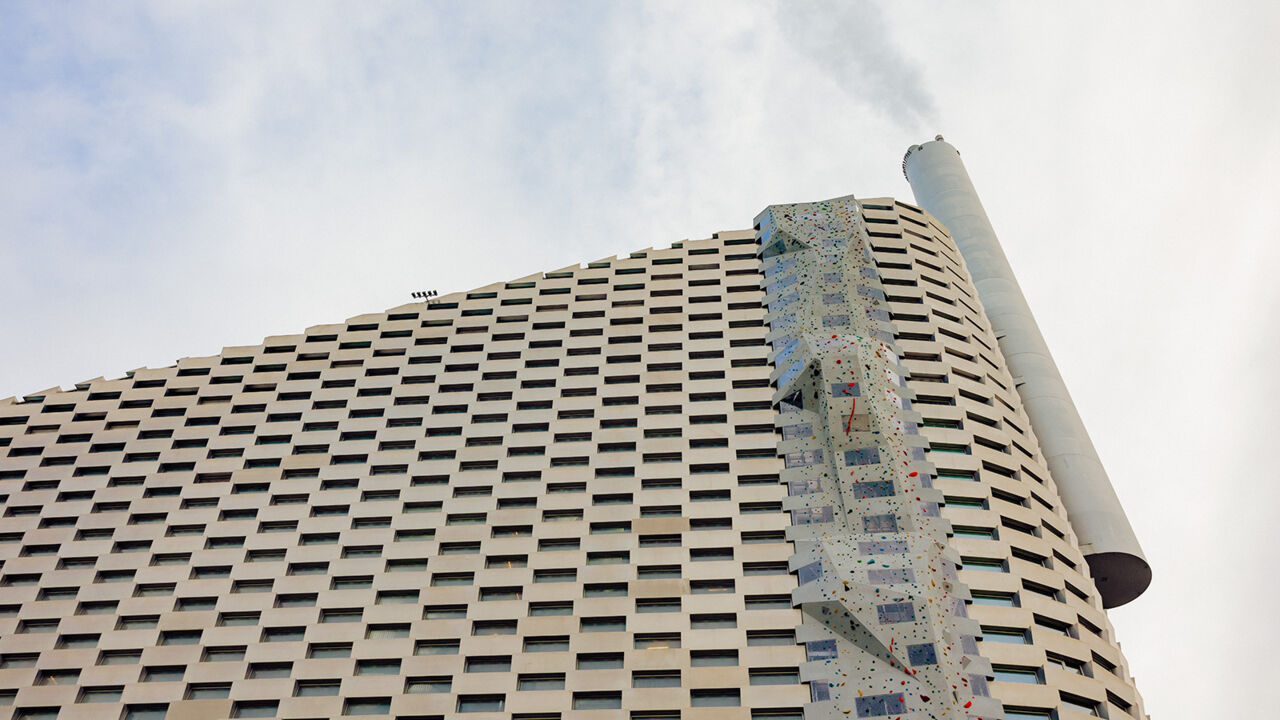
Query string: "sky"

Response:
xmin=1 ymin=1 xmax=1277 ymax=717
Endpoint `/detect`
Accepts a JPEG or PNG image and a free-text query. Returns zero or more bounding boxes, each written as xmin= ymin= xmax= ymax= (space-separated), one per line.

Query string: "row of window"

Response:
xmin=5 ymin=315 xmax=768 ymax=403
xmin=0 ymin=631 xmax=798 ymax=670
xmin=1 ymin=698 xmax=809 ymax=720
xmin=6 ymin=401 xmax=768 ymax=448
xmin=10 ymin=421 xmax=772 ymax=454
xmin=8 ymin=603 xmax=791 ymax=640
xmin=969 ymin=590 xmax=1107 ymax=637
xmin=0 ymin=524 xmax=786 ymax=554
xmin=3 ymin=521 xmax=786 ymax=554
xmin=7 ymin=338 xmax=772 ymax=412
xmin=4 ymin=638 xmax=794 ymax=664
xmin=3 ymin=489 xmax=784 ymax=517
xmin=2 ymin=381 xmax=768 ymax=443
xmin=2 ymin=398 xmax=778 ymax=469
xmin=12 ymin=666 xmax=800 ymax=692
xmin=0 ymin=556 xmax=792 ymax=595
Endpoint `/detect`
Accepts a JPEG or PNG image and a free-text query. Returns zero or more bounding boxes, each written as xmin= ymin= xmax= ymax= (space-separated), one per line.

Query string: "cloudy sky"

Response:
xmin=2 ymin=2 xmax=1277 ymax=717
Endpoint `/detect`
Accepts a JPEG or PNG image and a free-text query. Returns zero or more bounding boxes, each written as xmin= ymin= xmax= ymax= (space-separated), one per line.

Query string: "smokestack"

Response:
xmin=903 ymin=136 xmax=1151 ymax=608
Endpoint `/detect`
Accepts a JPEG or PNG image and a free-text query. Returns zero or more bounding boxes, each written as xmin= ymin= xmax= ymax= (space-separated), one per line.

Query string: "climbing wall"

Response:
xmin=759 ymin=195 xmax=1003 ymax=720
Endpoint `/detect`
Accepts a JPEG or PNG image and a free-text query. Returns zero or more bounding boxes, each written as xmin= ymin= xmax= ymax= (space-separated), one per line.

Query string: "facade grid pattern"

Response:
xmin=0 ymin=198 xmax=1148 ymax=720
xmin=864 ymin=198 xmax=1145 ymax=720
xmin=0 ymin=231 xmax=807 ymax=719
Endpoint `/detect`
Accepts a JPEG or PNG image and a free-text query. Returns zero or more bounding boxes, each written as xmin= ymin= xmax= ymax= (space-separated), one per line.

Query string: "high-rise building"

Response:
xmin=0 ymin=139 xmax=1148 ymax=720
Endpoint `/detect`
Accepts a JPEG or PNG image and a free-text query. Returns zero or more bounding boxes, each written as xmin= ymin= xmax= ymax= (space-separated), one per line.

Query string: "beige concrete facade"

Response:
xmin=862 ymin=198 xmax=1147 ymax=719
xmin=0 ymin=200 xmax=1145 ymax=719
xmin=0 ymin=233 xmax=809 ymax=720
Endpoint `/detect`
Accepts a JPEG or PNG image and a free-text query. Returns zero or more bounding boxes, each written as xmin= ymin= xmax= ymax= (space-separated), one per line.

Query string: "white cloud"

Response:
xmin=1 ymin=2 xmax=1276 ymax=717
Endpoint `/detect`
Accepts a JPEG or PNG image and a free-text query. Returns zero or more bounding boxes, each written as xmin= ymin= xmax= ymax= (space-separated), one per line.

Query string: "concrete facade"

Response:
xmin=0 ymin=185 xmax=1147 ymax=718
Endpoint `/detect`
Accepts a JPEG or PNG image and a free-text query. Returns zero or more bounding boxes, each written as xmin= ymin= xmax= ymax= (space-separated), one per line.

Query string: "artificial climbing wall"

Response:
xmin=759 ymin=194 xmax=1002 ymax=720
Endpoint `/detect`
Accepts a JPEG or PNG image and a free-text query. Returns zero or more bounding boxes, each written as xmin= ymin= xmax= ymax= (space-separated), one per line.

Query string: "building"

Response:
xmin=0 ymin=139 xmax=1148 ymax=720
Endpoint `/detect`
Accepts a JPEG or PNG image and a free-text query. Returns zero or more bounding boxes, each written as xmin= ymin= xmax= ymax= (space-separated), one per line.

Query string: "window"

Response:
xmin=341 ymin=545 xmax=382 ymax=558
xmin=431 ymin=572 xmax=474 ymax=586
xmin=457 ymin=695 xmax=505 ymax=713
xmin=1003 ymin=709 xmax=1054 ymax=720
xmin=203 ymin=646 xmax=246 ymax=662
xmin=480 ymin=586 xmax=522 ymax=601
xmin=70 ymin=681 xmax=122 ymax=702
xmin=414 ymin=640 xmax=459 ymax=656
xmin=123 ymin=705 xmax=170 ymax=720
xmin=321 ymin=608 xmax=363 ymax=623
xmin=356 ymin=659 xmax=401 ymax=675
xmin=36 ymin=669 xmax=81 ymax=685
xmin=344 ymin=697 xmax=392 ymax=715
xmin=159 ymin=630 xmax=202 ymax=646
xmin=743 ymin=561 xmax=788 ymax=576
xmin=517 ymin=674 xmax=566 ymax=691
xmin=473 ymin=620 xmax=517 ymax=636
xmin=186 ymin=683 xmax=231 ymax=699
xmin=1046 ymin=652 xmax=1089 ymax=676
xmin=276 ymin=593 xmax=318 ymax=608
xmin=149 ymin=552 xmax=191 ymax=568
xmin=992 ymin=665 xmax=1045 ymax=684
xmin=405 ymin=676 xmax=452 ymax=694
xmin=386 ymin=558 xmax=429 ymax=572
xmin=125 ymin=665 xmax=177 ymax=685
xmin=97 ymin=650 xmax=142 ymax=665
xmin=308 ymin=643 xmax=353 ymax=658
xmin=231 ymin=700 xmax=279 ymax=718
xmin=691 ymin=579 xmax=734 ymax=594
xmin=293 ymin=680 xmax=340 ymax=697
xmin=961 ymin=557 xmax=1008 ymax=573
xmin=691 ymin=689 xmax=740 ymax=707
xmin=953 ymin=525 xmax=998 ymax=539
xmin=262 ymin=627 xmax=304 ymax=642
xmin=581 ymin=616 xmax=625 ymax=632
xmin=1 ymin=653 xmax=40 ymax=668
xmin=981 ymin=626 xmax=1031 ymax=644
xmin=332 ymin=576 xmax=373 ymax=590
xmin=1017 ymin=580 xmax=1063 ymax=602
xmin=970 ymin=591 xmax=1018 ymax=607
xmin=633 ymin=670 xmax=681 ymax=688
xmin=524 ymin=602 xmax=571 ymax=618
xmin=376 ymin=590 xmax=419 ymax=605
xmin=423 ymin=605 xmax=467 ymax=619
xmin=13 ymin=709 xmax=61 ymax=720
xmin=465 ymin=656 xmax=512 ymax=673
xmin=365 ymin=623 xmax=410 ymax=640
xmin=573 ymin=692 xmax=622 ymax=710
xmin=690 ymin=650 xmax=738 ymax=666
xmin=524 ymin=636 xmax=569 ymax=652
xmin=247 ymin=663 xmax=291 ymax=679
xmin=16 ymin=617 xmax=57 ymax=632
xmin=232 ymin=579 xmax=272 ymax=593
xmin=636 ymin=598 xmax=681 ymax=613
xmin=745 ymin=594 xmax=792 ymax=610
xmin=634 ymin=633 xmax=680 ymax=650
